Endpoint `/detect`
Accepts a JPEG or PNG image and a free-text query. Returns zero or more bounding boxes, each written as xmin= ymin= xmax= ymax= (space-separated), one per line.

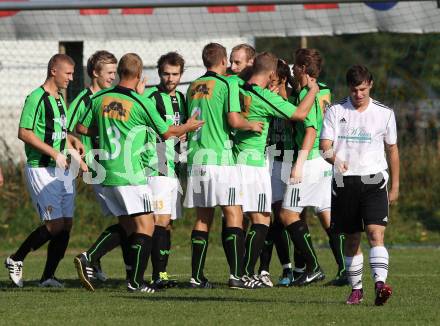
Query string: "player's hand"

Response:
xmin=388 ymin=187 xmax=399 ymax=205
xmin=335 ymin=158 xmax=348 ymax=174
xmin=269 ymin=84 xmax=279 ymax=94
xmin=249 ymin=121 xmax=264 ymax=134
xmin=290 ymin=163 xmax=303 ymax=184
xmin=306 ymin=75 xmax=318 ymax=93
xmin=136 ymin=76 xmax=148 ymax=95
xmin=179 ymin=134 xmax=187 ymax=142
xmin=186 ymin=112 xmax=204 ymax=132
xmin=79 ymin=160 xmax=89 ymax=174
xmin=69 ymin=136 xmax=85 ymax=157
xmin=54 ymin=152 xmax=69 ymax=170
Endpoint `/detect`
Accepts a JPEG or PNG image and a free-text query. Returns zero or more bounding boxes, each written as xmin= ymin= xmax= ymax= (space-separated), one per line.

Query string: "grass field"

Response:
xmin=1 ymin=245 xmax=439 ymax=325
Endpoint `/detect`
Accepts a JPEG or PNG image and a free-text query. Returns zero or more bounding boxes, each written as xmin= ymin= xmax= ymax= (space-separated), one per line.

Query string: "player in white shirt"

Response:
xmin=320 ymin=65 xmax=399 ymax=306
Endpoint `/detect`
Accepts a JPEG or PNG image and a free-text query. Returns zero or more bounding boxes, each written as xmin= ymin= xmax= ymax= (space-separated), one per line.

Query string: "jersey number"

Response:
xmin=106 ymin=126 xmax=121 ymax=159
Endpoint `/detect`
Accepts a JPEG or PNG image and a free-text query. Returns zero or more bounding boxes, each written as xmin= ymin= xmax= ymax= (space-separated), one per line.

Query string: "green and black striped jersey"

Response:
xmin=68 ymin=88 xmax=95 ymax=166
xmin=141 ymin=85 xmax=186 ymax=177
xmin=19 ymin=86 xmax=68 ymax=167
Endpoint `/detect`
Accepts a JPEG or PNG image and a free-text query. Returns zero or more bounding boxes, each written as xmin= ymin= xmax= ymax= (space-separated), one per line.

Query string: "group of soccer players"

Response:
xmin=4 ymin=41 xmax=399 ymax=306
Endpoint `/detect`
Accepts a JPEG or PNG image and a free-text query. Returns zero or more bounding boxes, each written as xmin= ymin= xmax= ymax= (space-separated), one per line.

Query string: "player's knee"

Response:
xmin=367 ymin=229 xmax=384 ymax=247
xmin=345 ymin=233 xmax=361 ymax=255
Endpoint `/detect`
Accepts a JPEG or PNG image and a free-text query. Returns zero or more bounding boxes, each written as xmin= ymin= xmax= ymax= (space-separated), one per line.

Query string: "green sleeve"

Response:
xmin=303 ymin=101 xmax=319 ymax=130
xmin=78 ymin=101 xmax=94 ymax=128
xmin=68 ymin=98 xmax=87 ymax=132
xmin=226 ymin=78 xmax=241 ymax=113
xmin=142 ymin=97 xmax=169 ymax=135
xmin=265 ymin=89 xmax=297 ymax=119
xmin=19 ymin=93 xmax=42 ymax=129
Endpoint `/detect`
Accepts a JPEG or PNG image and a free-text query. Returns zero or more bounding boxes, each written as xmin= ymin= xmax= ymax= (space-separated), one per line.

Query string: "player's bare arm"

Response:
xmin=163 ymin=111 xmax=204 ymax=140
xmin=291 ymin=127 xmax=316 ymax=184
xmin=290 ymin=76 xmax=319 ymax=121
xmin=386 ymin=143 xmax=400 ymax=204
xmin=0 ymin=167 xmax=4 ymax=187
xmin=320 ymin=138 xmax=348 ymax=173
xmin=227 ymin=112 xmax=264 ymax=133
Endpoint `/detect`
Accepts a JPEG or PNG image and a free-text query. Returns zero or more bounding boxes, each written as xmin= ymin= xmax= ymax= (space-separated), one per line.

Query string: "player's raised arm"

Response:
xmin=289 ymin=75 xmax=319 ymax=121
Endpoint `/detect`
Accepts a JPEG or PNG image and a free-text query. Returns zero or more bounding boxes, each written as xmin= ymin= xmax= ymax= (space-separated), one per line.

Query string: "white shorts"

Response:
xmin=24 ymin=165 xmax=75 ymax=221
xmin=184 ymin=165 xmax=242 ymax=208
xmin=239 ymin=164 xmax=272 ymax=213
xmin=101 ymin=184 xmax=154 ymax=217
xmin=282 ymin=156 xmax=332 ymax=214
xmin=92 ymin=184 xmax=112 ymax=217
xmin=147 ymin=176 xmax=182 ymax=220
xmin=270 ymin=160 xmax=292 ymax=203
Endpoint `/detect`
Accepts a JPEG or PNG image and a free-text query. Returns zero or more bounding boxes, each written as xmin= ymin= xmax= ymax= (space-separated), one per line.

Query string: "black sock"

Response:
xmin=119 ymin=227 xmax=131 ymax=280
xmin=12 ymin=225 xmax=52 ymax=261
xmin=244 ymin=224 xmax=269 ymax=276
xmin=224 ymin=227 xmax=245 ymax=278
xmin=41 ymin=230 xmax=70 ymax=281
xmin=164 ymin=229 xmax=171 ymax=268
xmin=258 ymin=222 xmax=274 ymax=273
xmin=152 ymin=226 xmax=169 ymax=280
xmin=128 ymin=233 xmax=152 ymax=288
xmin=221 ymin=218 xmax=228 ymax=263
xmin=326 ymin=228 xmax=346 ymax=275
xmin=86 ymin=224 xmax=122 ymax=265
xmin=286 ymin=220 xmax=319 ymax=273
xmin=273 ymin=219 xmax=291 ymax=266
xmin=191 ymin=230 xmax=209 ymax=282
xmin=294 ymin=246 xmax=306 ymax=270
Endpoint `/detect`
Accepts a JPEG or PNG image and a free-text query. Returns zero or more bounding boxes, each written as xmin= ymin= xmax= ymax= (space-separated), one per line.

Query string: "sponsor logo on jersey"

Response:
xmin=190 ymin=80 xmax=215 ymax=99
xmin=53 ymin=115 xmax=67 ymax=129
xmin=239 ymin=93 xmax=252 ymax=118
xmin=166 ymin=112 xmax=181 ymax=126
xmin=101 ymin=97 xmax=133 ymax=121
xmin=339 ymin=117 xmax=347 ymax=123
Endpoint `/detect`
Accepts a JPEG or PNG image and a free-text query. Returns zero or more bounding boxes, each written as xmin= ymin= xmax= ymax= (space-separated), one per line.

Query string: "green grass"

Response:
xmin=1 ymin=246 xmax=439 ymax=325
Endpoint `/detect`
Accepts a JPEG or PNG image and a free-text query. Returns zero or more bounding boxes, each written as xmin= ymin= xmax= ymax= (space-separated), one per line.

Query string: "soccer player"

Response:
xmin=185 ymin=43 xmax=263 ymax=289
xmin=234 ymin=52 xmax=318 ymax=286
xmin=5 ymin=54 xmax=87 ymax=288
xmin=258 ymin=59 xmax=296 ymax=287
xmin=74 ymin=53 xmax=203 ymax=293
xmin=229 ymin=43 xmax=256 ymax=75
xmin=280 ymin=48 xmax=346 ymax=286
xmin=68 ymin=50 xmax=118 ymax=282
xmin=320 ymin=65 xmax=399 ymax=305
xmin=140 ymin=52 xmax=186 ymax=289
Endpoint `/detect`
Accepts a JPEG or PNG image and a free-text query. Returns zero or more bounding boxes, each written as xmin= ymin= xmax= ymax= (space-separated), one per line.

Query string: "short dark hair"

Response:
xmin=157 ymin=52 xmax=185 ymax=75
xmin=346 ymin=65 xmax=373 ymax=87
xmin=46 ymin=54 xmax=75 ymax=79
xmin=117 ymin=53 xmax=143 ymax=79
xmin=202 ymin=43 xmax=227 ymax=68
xmin=294 ymin=48 xmax=322 ymax=79
xmin=86 ymin=50 xmax=117 ymax=79
xmin=252 ymin=52 xmax=278 ymax=75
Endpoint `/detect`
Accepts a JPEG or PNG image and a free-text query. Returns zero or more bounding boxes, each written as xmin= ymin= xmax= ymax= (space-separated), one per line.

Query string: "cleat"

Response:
xmin=5 ymin=256 xmax=23 ymax=288
xmin=74 ymin=253 xmax=95 ymax=292
xmin=92 ymin=260 xmax=107 ymax=282
xmin=329 ymin=270 xmax=349 ymax=286
xmin=242 ymin=275 xmax=265 ymax=289
xmin=291 ymin=267 xmax=325 ymax=287
xmin=346 ymin=288 xmax=364 ymax=305
xmin=277 ymin=268 xmax=294 ymax=287
xmin=375 ymin=282 xmax=392 ymax=306
xmin=229 ymin=275 xmax=257 ymax=289
xmin=127 ymin=282 xmax=156 ymax=293
xmin=159 ymin=272 xmax=178 ymax=288
xmin=258 ymin=271 xmax=273 ymax=288
xmin=39 ymin=277 xmax=64 ymax=288
xmin=189 ymin=277 xmax=213 ymax=289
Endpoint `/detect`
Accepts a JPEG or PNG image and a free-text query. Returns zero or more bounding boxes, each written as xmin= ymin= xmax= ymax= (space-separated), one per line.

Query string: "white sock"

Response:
xmin=369 ymin=246 xmax=389 ymax=283
xmin=282 ymin=263 xmax=292 ymax=270
xmin=346 ymin=254 xmax=363 ymax=290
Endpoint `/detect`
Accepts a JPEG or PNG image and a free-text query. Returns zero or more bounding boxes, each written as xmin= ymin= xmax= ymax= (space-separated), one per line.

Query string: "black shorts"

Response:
xmin=330 ymin=172 xmax=389 ymax=234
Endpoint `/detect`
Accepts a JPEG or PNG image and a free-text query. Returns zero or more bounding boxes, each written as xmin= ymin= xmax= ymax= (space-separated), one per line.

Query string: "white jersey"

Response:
xmin=320 ymin=97 xmax=397 ymax=176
